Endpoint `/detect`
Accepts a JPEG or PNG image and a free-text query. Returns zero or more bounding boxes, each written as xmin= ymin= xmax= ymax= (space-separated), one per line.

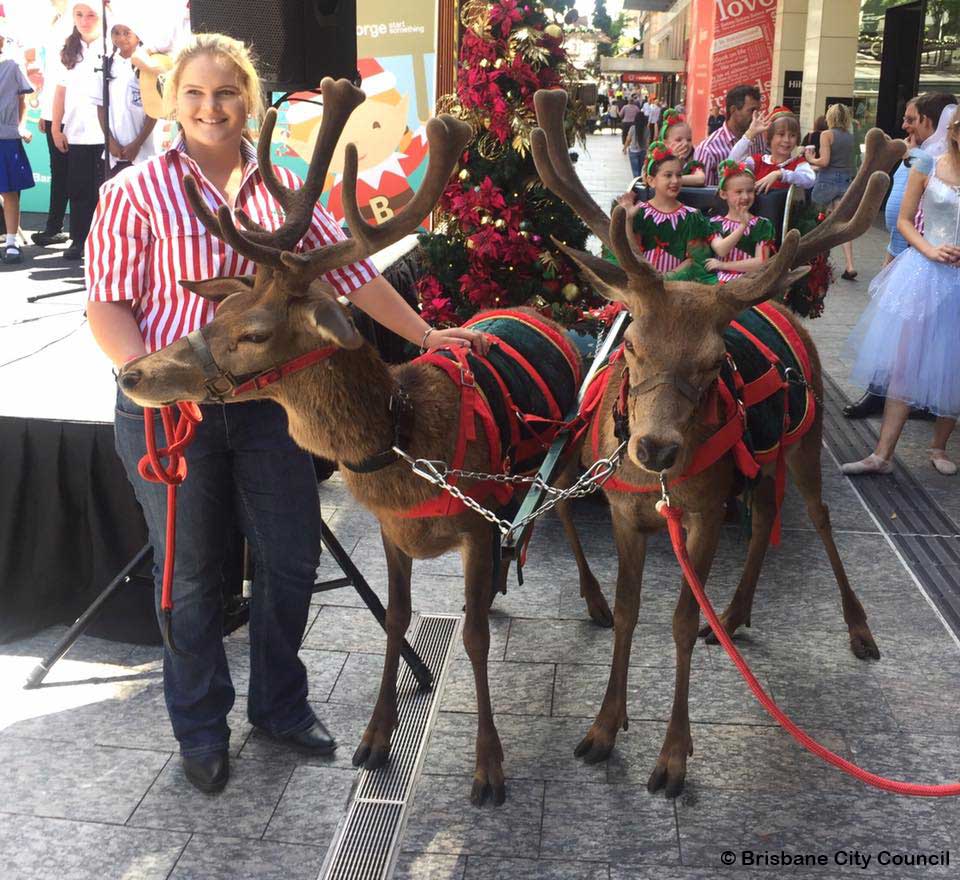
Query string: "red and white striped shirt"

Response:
xmin=85 ymin=136 xmax=379 ymax=352
xmin=694 ymin=122 xmax=767 ymax=188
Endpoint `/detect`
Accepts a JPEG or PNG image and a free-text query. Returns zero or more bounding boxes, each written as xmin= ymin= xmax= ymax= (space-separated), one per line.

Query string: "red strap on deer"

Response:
xmin=400 ymin=347 xmax=512 ymax=519
xmin=231 ymin=346 xmax=338 ymax=396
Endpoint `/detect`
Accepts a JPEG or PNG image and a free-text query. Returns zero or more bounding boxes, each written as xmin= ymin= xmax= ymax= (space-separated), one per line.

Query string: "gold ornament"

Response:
xmin=494 ymin=218 xmax=506 ymax=229
xmin=458 ymin=169 xmax=471 ymax=182
xmin=479 ymin=58 xmax=489 ymax=68
xmin=480 ymin=215 xmax=492 ymax=225
xmin=494 ymin=58 xmax=504 ymax=69
xmin=461 ymin=0 xmax=492 ymax=35
xmin=562 ymin=283 xmax=580 ymax=302
xmin=466 ymin=238 xmax=476 ymax=250
xmin=544 ymin=24 xmax=563 ymax=40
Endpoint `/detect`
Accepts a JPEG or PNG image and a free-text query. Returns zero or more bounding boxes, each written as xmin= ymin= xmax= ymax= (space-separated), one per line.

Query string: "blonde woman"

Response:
xmin=842 ymin=106 xmax=960 ymax=476
xmin=85 ymin=33 xmax=484 ymax=793
xmin=805 ymin=103 xmax=858 ymax=279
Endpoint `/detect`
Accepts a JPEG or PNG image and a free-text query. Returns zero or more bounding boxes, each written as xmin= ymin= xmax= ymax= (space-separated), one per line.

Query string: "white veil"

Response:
xmin=922 ymin=103 xmax=959 ymax=159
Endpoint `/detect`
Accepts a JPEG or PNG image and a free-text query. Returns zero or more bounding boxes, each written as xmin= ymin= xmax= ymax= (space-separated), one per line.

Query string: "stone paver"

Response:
xmin=3 ymin=136 xmax=960 ymax=878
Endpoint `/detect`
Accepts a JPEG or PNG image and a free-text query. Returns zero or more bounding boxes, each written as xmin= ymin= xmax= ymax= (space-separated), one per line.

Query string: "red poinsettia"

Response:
xmin=489 ymin=0 xmax=523 ymax=40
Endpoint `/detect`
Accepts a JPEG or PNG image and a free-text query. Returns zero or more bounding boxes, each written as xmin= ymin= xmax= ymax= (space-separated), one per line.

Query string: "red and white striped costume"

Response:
xmin=85 ymin=136 xmax=378 ymax=353
xmin=694 ymin=122 xmax=766 ymax=187
xmin=631 ymin=202 xmax=715 ymax=273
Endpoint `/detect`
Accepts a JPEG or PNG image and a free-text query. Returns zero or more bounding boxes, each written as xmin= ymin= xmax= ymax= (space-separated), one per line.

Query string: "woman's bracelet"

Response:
xmin=419 ymin=327 xmax=434 ymax=354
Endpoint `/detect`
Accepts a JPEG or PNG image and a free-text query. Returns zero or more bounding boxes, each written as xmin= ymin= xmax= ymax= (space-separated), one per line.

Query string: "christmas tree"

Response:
xmin=416 ymin=0 xmax=603 ymax=329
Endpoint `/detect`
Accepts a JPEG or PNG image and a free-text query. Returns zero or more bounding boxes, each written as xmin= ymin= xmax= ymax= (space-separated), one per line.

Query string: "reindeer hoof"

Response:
xmin=647 ymin=739 xmax=692 ymax=797
xmin=573 ymin=723 xmax=618 ymax=764
xmin=352 ymin=741 xmax=390 ymax=770
xmin=470 ymin=777 xmax=507 ymax=807
xmin=849 ymin=629 xmax=880 ymax=660
xmin=581 ymin=577 xmax=613 ymax=628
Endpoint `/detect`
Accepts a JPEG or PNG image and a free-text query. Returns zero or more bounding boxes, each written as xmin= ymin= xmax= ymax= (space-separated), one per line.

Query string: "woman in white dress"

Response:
xmin=842 ymin=105 xmax=960 ymax=476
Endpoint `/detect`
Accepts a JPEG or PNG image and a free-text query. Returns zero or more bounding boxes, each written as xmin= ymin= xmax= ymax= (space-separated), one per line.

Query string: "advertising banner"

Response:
xmin=710 ymin=0 xmax=776 ymax=112
xmin=2 ymin=1 xmax=436 ymax=226
xmin=685 ymin=0 xmax=776 ymax=143
xmin=272 ymin=0 xmax=436 ymax=227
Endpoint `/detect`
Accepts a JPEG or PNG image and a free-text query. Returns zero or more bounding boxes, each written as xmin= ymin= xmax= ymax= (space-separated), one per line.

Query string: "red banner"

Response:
xmin=685 ymin=0 xmax=776 ymax=142
xmin=710 ymin=0 xmax=776 ymax=111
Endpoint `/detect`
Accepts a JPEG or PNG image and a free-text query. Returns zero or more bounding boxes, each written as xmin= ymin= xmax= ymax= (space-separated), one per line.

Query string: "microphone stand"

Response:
xmin=100 ymin=0 xmax=112 ymax=181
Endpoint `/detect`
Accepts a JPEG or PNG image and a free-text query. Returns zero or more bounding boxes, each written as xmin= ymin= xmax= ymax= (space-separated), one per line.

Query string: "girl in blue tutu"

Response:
xmin=842 ymin=104 xmax=960 ymax=476
xmin=0 ymin=33 xmax=36 ymax=263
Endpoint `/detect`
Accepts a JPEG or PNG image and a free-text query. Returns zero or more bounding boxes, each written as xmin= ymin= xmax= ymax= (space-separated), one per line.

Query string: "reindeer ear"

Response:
xmin=305 ymin=291 xmax=364 ymax=350
xmin=550 ymin=236 xmax=631 ymax=304
xmin=179 ymin=276 xmax=256 ymax=303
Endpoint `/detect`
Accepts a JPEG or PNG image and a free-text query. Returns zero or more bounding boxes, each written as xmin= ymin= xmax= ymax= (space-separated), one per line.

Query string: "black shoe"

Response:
xmin=32 ymin=230 xmax=68 ymax=246
xmin=63 ymin=244 xmax=84 ymax=261
xmin=909 ymin=407 xmax=937 ymax=421
xmin=182 ymin=751 xmax=229 ymax=794
xmin=841 ymin=270 xmax=858 ymax=281
xmin=843 ymin=392 xmax=884 ymax=419
xmin=265 ymin=720 xmax=337 ymax=755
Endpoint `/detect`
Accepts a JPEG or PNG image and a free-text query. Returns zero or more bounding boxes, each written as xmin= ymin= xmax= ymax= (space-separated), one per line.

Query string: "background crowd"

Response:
xmin=0 ymin=1 xmax=190 ymax=262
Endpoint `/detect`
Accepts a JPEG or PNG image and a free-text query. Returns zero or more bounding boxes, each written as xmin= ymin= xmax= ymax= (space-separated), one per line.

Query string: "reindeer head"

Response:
xmin=532 ymin=89 xmax=903 ymax=475
xmin=119 ymin=78 xmax=472 ymax=406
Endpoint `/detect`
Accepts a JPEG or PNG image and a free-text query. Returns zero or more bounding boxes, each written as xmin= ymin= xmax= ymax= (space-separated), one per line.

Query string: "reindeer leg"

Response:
xmin=700 ymin=475 xmax=777 ymax=643
xmin=461 ymin=531 xmax=506 ymax=806
xmin=788 ymin=425 xmax=880 ymax=660
xmin=574 ymin=509 xmax=645 ymax=762
xmin=649 ymin=510 xmax=722 ymax=797
xmin=555 ymin=459 xmax=613 ymax=628
xmin=353 ymin=529 xmax=412 ymax=770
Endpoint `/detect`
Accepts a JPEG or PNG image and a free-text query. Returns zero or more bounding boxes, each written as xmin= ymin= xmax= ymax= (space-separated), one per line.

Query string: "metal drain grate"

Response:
xmin=822 ymin=371 xmax=960 ymax=637
xmin=320 ymin=613 xmax=461 ymax=880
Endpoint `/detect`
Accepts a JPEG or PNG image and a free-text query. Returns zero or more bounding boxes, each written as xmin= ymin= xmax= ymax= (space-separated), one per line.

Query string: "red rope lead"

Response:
xmin=137 ymin=404 xmax=202 ymax=628
xmin=658 ymin=500 xmax=960 ymax=797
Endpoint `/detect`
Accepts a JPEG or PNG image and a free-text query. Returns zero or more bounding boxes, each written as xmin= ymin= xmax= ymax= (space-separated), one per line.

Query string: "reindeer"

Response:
xmin=532 ymin=89 xmax=903 ymax=797
xmin=116 ymin=78 xmax=612 ymax=808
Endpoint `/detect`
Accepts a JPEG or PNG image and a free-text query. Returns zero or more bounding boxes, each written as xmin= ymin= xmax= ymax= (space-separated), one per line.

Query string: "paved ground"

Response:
xmin=2 ymin=136 xmax=960 ymax=879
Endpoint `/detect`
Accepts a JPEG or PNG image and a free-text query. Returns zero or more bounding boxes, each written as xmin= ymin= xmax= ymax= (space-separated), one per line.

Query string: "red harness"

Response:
xmin=581 ymin=303 xmax=816 ymax=544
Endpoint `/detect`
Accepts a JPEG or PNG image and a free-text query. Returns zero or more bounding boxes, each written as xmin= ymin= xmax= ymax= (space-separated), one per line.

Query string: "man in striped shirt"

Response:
xmin=694 ymin=85 xmax=767 ymax=187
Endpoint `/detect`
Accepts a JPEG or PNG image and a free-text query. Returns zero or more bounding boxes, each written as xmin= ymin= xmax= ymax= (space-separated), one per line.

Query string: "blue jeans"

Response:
xmin=628 ymin=151 xmax=643 ymax=179
xmin=114 ymin=390 xmax=322 ymax=756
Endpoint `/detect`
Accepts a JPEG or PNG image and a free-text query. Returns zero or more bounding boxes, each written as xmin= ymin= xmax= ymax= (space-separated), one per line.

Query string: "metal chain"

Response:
xmin=392 ymin=442 xmax=627 ymax=539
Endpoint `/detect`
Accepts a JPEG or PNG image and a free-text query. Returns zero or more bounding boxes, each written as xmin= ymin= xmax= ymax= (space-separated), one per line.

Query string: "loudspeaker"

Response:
xmin=190 ymin=0 xmax=358 ymax=93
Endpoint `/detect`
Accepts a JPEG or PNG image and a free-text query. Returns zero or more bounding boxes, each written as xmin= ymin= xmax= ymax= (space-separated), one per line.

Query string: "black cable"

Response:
xmin=0 ymin=308 xmax=83 ymax=329
xmin=0 ymin=319 xmax=88 ymax=370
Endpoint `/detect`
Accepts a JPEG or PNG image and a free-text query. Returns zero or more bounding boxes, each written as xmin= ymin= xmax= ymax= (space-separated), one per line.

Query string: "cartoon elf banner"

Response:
xmin=3 ymin=1 xmax=434 ymax=221
xmin=271 ymin=0 xmax=437 ymax=228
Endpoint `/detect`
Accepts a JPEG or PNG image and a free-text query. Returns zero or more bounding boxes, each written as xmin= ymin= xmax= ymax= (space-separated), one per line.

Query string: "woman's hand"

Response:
xmin=108 ymin=140 xmax=124 ymax=158
xmin=673 ymin=141 xmax=691 ymax=162
xmin=927 ymin=244 xmax=960 ymax=264
xmin=38 ymin=118 xmax=47 ymax=134
xmin=53 ymin=130 xmax=68 ymax=153
xmin=424 ymin=326 xmax=491 ymax=356
xmin=705 ymin=258 xmax=723 ymax=272
xmin=755 ymin=170 xmax=781 ymax=193
xmin=19 ymin=127 xmax=32 ymax=144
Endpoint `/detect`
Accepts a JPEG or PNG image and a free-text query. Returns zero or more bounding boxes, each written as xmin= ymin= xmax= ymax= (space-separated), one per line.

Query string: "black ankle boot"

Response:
xmin=182 ymin=751 xmax=229 ymax=793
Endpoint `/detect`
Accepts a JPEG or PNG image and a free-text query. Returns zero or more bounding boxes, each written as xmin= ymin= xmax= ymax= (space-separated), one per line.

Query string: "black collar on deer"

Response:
xmin=184 ymin=329 xmax=338 ymax=401
xmin=340 ymin=388 xmax=415 ymax=474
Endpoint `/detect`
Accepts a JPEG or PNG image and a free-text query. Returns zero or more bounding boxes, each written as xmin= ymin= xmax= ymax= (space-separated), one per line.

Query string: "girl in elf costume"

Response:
xmin=727 ymin=106 xmax=815 ymax=194
xmin=660 ymin=108 xmax=706 ymax=186
xmin=616 ymin=142 xmax=716 ymax=283
xmin=705 ymin=159 xmax=776 ymax=282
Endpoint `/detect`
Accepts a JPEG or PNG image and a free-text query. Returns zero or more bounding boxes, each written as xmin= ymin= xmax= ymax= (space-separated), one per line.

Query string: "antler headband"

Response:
xmin=659 ymin=108 xmax=685 ymax=140
xmin=645 ymin=140 xmax=677 ymax=177
xmin=717 ymin=158 xmax=754 ymax=192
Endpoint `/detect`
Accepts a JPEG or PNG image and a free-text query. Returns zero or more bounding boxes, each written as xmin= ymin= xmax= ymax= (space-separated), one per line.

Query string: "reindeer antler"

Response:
xmin=531 ymin=89 xmax=660 ymax=284
xmin=792 ymin=128 xmax=905 ymax=267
